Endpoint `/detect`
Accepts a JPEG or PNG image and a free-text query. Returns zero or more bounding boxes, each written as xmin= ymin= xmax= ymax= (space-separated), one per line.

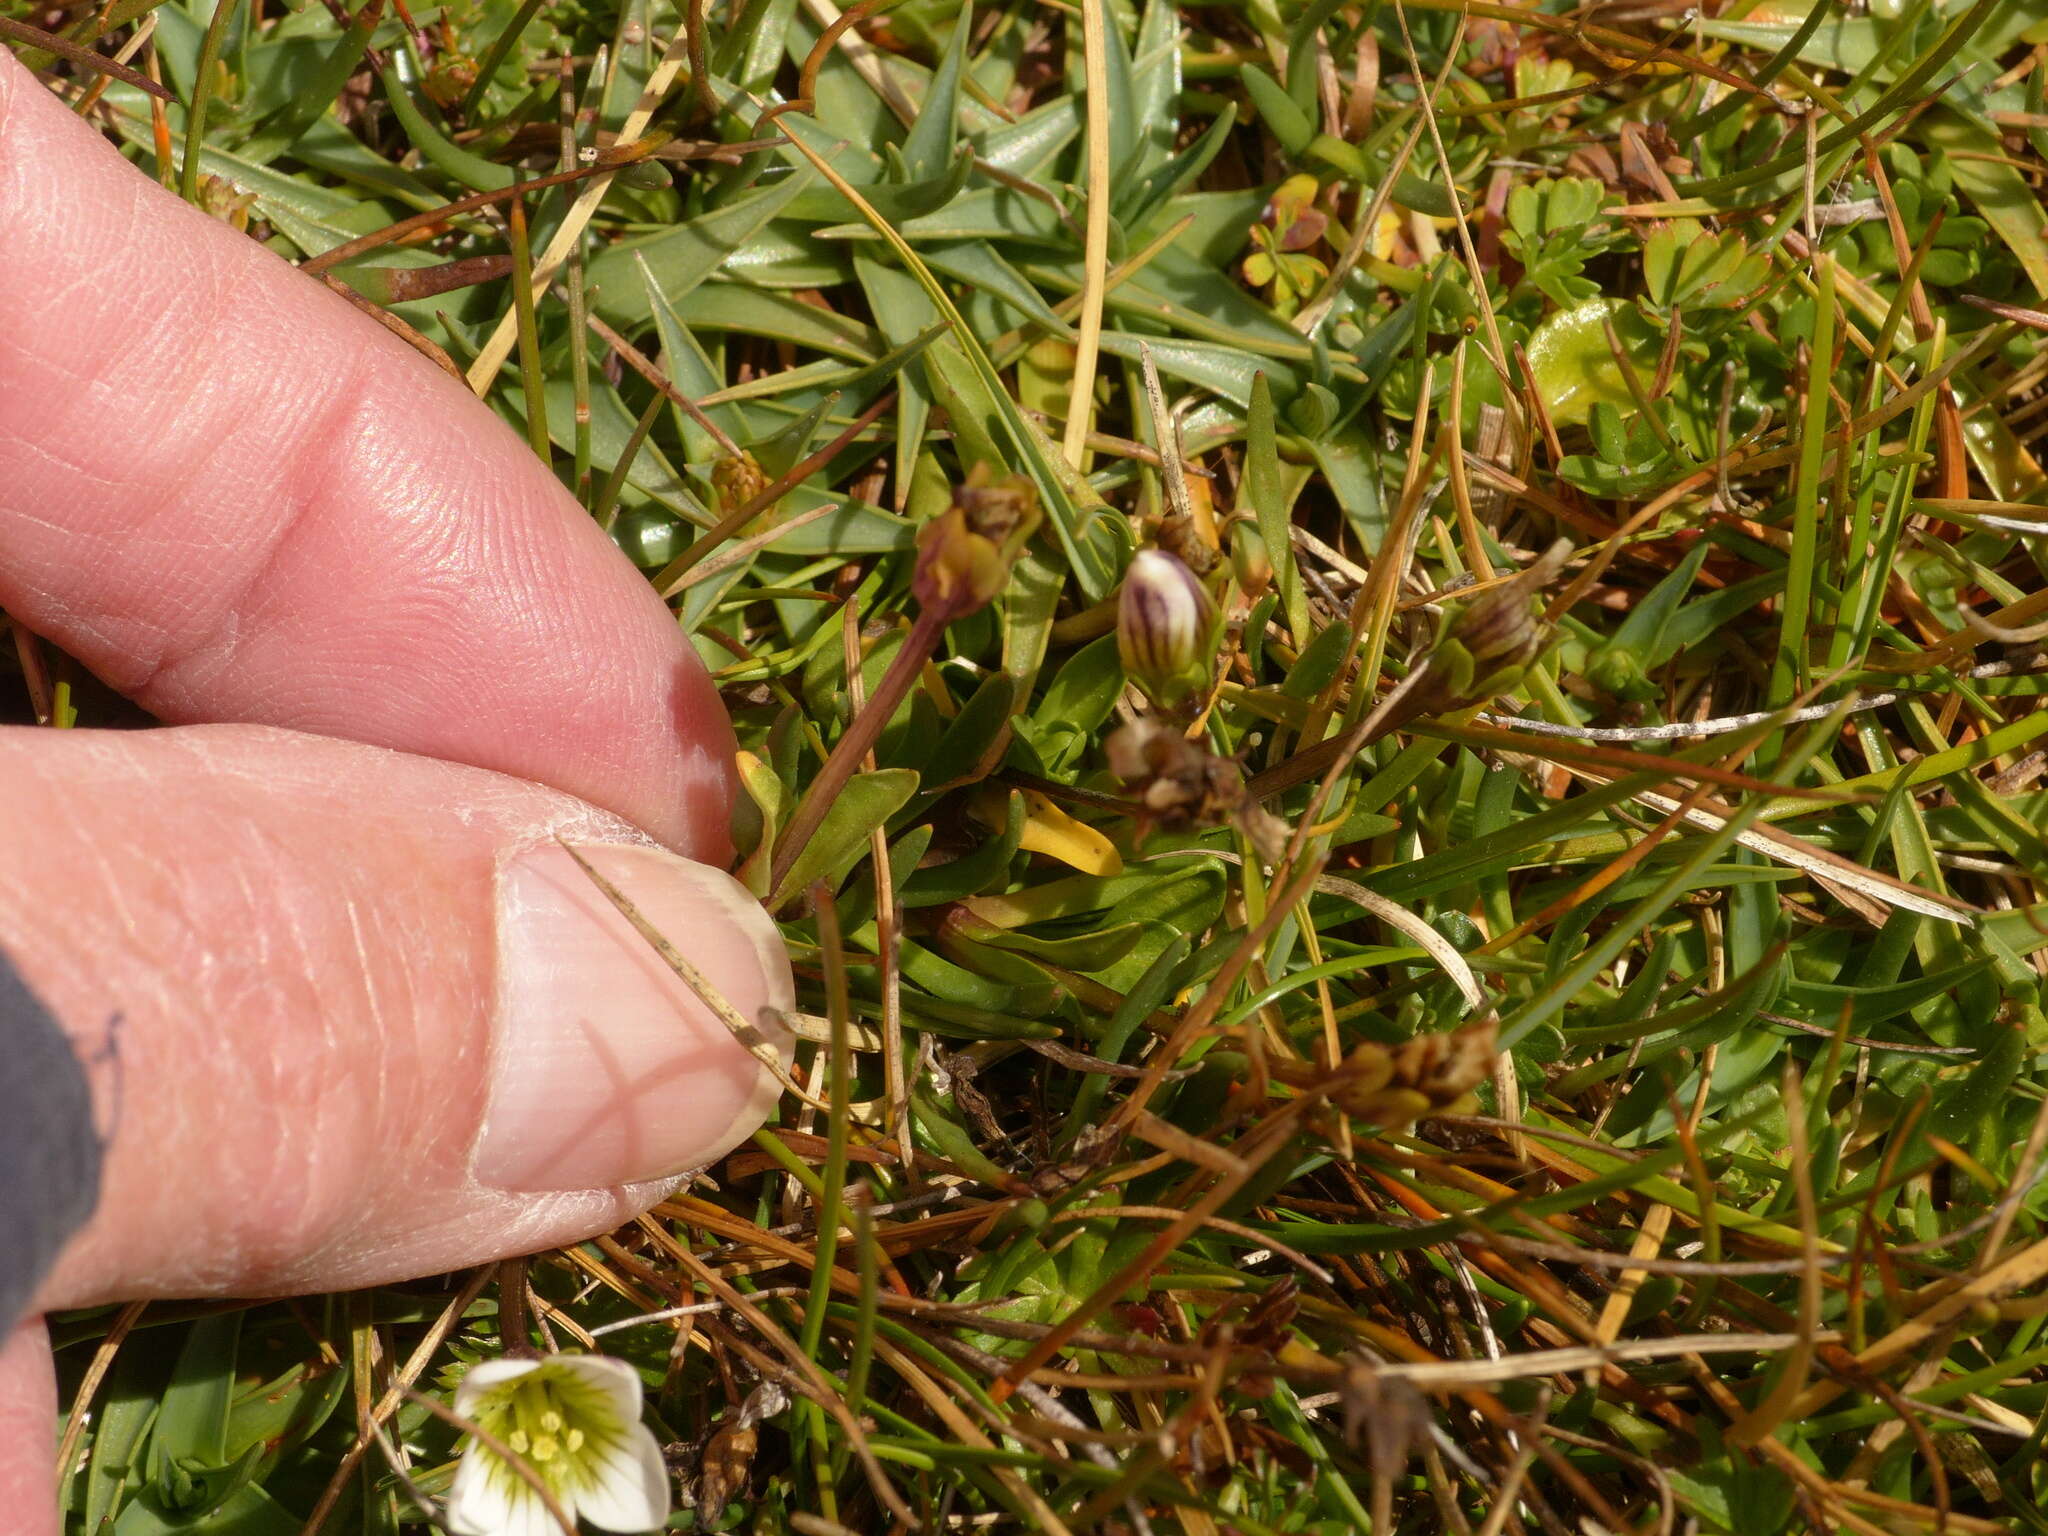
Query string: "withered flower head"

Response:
xmin=1271 ymin=1016 xmax=1496 ymax=1127
xmin=911 ymin=464 xmax=1041 ymax=620
xmin=951 ymin=462 xmax=1040 ymax=549
xmin=1155 ymin=509 xmax=1219 ymax=577
xmin=1117 ymin=550 xmax=1218 ymax=710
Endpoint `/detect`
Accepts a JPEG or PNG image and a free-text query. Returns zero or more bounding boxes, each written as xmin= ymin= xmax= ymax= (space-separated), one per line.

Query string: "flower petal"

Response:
xmin=453 ymin=1357 xmax=543 ymax=1413
xmin=565 ymin=1423 xmax=671 ymax=1533
xmin=446 ymin=1445 xmax=562 ymax=1536
xmin=545 ymin=1354 xmax=645 ymax=1422
xmin=501 ymin=1483 xmax=568 ymax=1536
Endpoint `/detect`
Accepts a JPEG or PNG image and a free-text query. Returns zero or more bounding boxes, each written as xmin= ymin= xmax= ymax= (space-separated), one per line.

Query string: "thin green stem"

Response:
xmin=179 ymin=0 xmax=242 ymax=202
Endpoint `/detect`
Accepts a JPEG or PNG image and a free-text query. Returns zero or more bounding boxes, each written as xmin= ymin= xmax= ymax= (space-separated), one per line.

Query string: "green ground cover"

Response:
xmin=20 ymin=0 xmax=2048 ymax=1529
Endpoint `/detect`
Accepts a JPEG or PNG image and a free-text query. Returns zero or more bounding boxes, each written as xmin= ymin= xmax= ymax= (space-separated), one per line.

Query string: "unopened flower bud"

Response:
xmin=1230 ymin=524 xmax=1272 ymax=598
xmin=1117 ymin=550 xmax=1217 ymax=709
xmin=713 ymin=450 xmax=770 ymax=512
xmin=1392 ymin=539 xmax=1572 ymax=727
xmin=1448 ymin=571 xmax=1548 ymax=678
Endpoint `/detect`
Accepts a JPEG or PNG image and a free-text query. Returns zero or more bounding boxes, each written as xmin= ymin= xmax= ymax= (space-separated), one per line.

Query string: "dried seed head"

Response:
xmin=1117 ymin=550 xmax=1218 ymax=710
xmin=1105 ymin=719 xmax=1288 ymax=861
xmin=694 ymin=1421 xmax=757 ymax=1516
xmin=1336 ymin=1368 xmax=1432 ymax=1477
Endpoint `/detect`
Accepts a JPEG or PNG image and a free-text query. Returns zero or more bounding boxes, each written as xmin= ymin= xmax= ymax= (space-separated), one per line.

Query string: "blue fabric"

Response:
xmin=0 ymin=950 xmax=100 ymax=1332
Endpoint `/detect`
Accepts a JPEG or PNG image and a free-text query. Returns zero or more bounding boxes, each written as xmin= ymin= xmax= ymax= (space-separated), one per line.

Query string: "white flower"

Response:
xmin=444 ymin=1355 xmax=670 ymax=1536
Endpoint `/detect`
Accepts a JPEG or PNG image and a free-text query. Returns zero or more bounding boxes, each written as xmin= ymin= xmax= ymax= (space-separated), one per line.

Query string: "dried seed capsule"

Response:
xmin=1105 ymin=718 xmax=1288 ymax=862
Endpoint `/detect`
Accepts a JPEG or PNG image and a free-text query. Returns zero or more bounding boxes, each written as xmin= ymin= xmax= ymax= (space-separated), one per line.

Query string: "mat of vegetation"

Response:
xmin=21 ymin=0 xmax=2048 ymax=1529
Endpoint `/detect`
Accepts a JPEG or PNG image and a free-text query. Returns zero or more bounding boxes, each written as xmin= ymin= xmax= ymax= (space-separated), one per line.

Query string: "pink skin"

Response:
xmin=0 ymin=51 xmax=777 ymax=1533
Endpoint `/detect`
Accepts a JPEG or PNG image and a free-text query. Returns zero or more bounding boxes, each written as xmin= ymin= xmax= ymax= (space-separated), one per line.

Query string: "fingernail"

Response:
xmin=480 ymin=844 xmax=791 ymax=1192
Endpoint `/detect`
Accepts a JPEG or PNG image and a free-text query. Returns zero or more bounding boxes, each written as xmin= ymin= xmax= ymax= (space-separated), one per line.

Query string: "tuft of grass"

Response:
xmin=18 ymin=0 xmax=2048 ymax=1529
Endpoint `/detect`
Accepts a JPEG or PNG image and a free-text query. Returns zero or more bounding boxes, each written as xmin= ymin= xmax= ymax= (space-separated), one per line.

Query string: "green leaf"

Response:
xmin=781 ymin=142 xmax=977 ymax=226
xmin=1121 ymin=103 xmax=1237 ymax=231
xmin=1081 ymin=0 xmax=1141 ymax=190
xmin=378 ymin=56 xmax=512 ymax=191
xmin=1281 ymin=619 xmax=1353 ymax=699
xmin=842 ymin=184 xmax=1067 ymax=244
xmin=1584 ymin=540 xmax=1711 ymax=699
xmin=590 ymin=172 xmax=820 ymax=326
xmin=1001 ymin=545 xmax=1064 ymax=693
xmin=918 ymin=674 xmax=1018 ymax=793
xmin=641 ymin=263 xmax=759 ymax=463
xmin=1238 ymin=65 xmax=1314 ymax=155
xmin=81 ymin=1339 xmax=166 ymax=1532
xmin=1245 ymin=378 xmax=1305 ymax=637
xmin=972 ymin=96 xmax=1081 ymax=176
xmin=771 ymin=768 xmax=920 ymax=911
xmin=114 ymin=1477 xmax=297 ymax=1536
xmin=1094 ymin=332 xmax=1298 ymax=408
xmin=148 ymin=1312 xmax=239 ymax=1513
xmin=1283 ymin=0 xmax=1347 ymax=121
xmin=1126 ymin=0 xmax=1184 ymax=183
xmin=898 ymin=935 xmax=1059 ymax=1014
xmin=667 ymin=283 xmax=883 ymax=361
xmin=854 ymin=253 xmax=941 ymax=475
xmin=716 ymin=0 xmax=803 ymax=93
xmin=1921 ymin=108 xmax=2048 ymax=296
xmin=237 ymin=5 xmax=384 ymax=165
xmin=900 ymin=0 xmax=972 ymax=180
xmin=901 ymin=791 xmax=1027 ymax=907
xmin=1523 ymin=298 xmax=1665 ymax=429
xmin=925 ymin=242 xmax=1069 ymax=331
xmin=966 ymin=916 xmax=1147 ymax=972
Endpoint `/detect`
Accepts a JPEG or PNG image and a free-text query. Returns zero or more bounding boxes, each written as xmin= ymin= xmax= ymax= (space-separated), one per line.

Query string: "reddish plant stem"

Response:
xmin=768 ymin=607 xmax=948 ymax=902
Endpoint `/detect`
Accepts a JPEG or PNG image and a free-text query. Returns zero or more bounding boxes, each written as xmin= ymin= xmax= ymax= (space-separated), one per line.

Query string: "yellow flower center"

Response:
xmin=468 ymin=1365 xmax=625 ymax=1500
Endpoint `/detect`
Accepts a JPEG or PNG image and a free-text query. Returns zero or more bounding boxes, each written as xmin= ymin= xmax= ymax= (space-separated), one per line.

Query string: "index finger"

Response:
xmin=0 ymin=54 xmax=733 ymax=859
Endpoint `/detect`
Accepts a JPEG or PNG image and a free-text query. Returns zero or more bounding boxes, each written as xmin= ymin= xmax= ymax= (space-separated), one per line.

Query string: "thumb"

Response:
xmin=2 ymin=722 xmax=792 ymax=1314
xmin=0 ymin=1324 xmax=54 ymax=1536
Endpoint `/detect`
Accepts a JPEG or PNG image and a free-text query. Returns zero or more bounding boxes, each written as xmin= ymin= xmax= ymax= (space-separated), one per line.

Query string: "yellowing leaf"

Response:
xmin=733 ymin=750 xmax=788 ymax=900
xmin=977 ymin=788 xmax=1123 ymax=876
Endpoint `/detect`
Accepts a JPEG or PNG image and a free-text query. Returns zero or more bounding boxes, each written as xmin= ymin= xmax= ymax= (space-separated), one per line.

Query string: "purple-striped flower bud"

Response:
xmin=1118 ymin=550 xmax=1217 ymax=710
